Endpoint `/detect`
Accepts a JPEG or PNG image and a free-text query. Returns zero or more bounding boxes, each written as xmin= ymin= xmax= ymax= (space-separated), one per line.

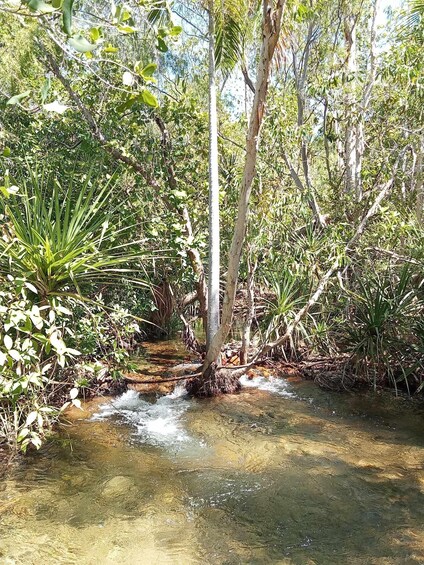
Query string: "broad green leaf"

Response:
xmin=72 ymin=398 xmax=82 ymax=409
xmin=7 ymin=91 xmax=31 ymax=105
xmin=62 ymin=0 xmax=74 ymax=35
xmin=139 ymin=63 xmax=157 ymax=78
xmin=117 ymin=25 xmax=138 ymax=34
xmin=2 ymin=147 xmax=11 ymax=157
xmin=90 ymin=27 xmax=101 ymax=42
xmin=4 ymin=334 xmax=13 ymax=350
xmin=9 ymin=349 xmax=21 ymax=361
xmin=25 ymin=282 xmax=38 ymax=294
xmin=103 ymin=45 xmax=118 ymax=53
xmin=140 ymin=89 xmax=158 ymax=108
xmin=17 ymin=428 xmax=30 ymax=442
xmin=27 ymin=0 xmax=56 ymax=13
xmin=68 ymin=35 xmax=97 ymax=53
xmin=157 ymin=37 xmax=168 ymax=53
xmin=40 ymin=77 xmax=51 ymax=104
xmin=26 ymin=411 xmax=38 ymax=426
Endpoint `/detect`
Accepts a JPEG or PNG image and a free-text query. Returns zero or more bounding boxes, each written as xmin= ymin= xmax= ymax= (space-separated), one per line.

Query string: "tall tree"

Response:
xmin=207 ymin=0 xmax=220 ymax=350
xmin=189 ymin=0 xmax=287 ymax=395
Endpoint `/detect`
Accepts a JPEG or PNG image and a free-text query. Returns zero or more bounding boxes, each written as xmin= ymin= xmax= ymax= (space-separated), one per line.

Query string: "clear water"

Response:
xmin=1 ymin=342 xmax=424 ymax=564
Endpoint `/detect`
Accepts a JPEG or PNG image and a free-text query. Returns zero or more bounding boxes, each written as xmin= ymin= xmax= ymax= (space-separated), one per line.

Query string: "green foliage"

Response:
xmin=340 ymin=267 xmax=423 ymax=391
xmin=0 ymin=172 xmax=148 ymax=299
xmin=0 ymin=284 xmax=80 ymax=451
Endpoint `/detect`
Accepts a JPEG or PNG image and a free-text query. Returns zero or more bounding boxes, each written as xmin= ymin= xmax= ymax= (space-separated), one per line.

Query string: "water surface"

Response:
xmin=1 ymin=343 xmax=424 ymax=564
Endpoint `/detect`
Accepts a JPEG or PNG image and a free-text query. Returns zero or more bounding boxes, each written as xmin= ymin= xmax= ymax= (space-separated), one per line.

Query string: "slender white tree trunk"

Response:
xmin=240 ymin=252 xmax=257 ymax=365
xmin=344 ymin=15 xmax=358 ymax=196
xmin=207 ymin=0 xmax=221 ymax=351
xmin=203 ymin=0 xmax=286 ymax=373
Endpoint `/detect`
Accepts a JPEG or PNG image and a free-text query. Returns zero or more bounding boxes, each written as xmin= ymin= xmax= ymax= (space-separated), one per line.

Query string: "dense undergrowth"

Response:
xmin=0 ymin=0 xmax=423 ymax=452
xmin=0 ymin=174 xmax=149 ymax=451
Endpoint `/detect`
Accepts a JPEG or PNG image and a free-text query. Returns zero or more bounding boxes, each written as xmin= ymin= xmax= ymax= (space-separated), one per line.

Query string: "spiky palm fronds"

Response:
xmin=0 ymin=172 xmax=149 ymax=299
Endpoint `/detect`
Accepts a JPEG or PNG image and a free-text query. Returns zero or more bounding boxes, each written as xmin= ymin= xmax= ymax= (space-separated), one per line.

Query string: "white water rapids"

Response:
xmin=92 ymin=375 xmax=295 ymax=449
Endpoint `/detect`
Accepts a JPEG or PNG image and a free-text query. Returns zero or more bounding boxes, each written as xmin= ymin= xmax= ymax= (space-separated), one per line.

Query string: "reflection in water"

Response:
xmin=1 ymin=345 xmax=424 ymax=564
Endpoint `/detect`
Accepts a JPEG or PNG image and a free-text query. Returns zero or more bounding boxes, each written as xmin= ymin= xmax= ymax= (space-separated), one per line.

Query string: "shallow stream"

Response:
xmin=1 ymin=342 xmax=424 ymax=564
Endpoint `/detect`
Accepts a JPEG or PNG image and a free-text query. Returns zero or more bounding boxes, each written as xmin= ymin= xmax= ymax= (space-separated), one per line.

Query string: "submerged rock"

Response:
xmin=101 ymin=475 xmax=134 ymax=498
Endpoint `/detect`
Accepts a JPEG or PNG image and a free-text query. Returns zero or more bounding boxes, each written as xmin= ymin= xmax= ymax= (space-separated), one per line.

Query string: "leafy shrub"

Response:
xmin=0 ymin=171 xmax=150 ymax=451
xmin=0 ymin=281 xmax=80 ymax=451
xmin=341 ymin=267 xmax=423 ymax=391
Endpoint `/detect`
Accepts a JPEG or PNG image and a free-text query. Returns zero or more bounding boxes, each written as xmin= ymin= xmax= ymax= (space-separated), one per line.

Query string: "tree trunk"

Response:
xmin=416 ymin=137 xmax=424 ymax=225
xmin=355 ymin=0 xmax=380 ymax=202
xmin=293 ymin=21 xmax=326 ymax=227
xmin=189 ymin=0 xmax=286 ymax=396
xmin=207 ymin=0 xmax=221 ymax=351
xmin=240 ymin=253 xmax=257 ymax=365
xmin=344 ymin=15 xmax=358 ymax=196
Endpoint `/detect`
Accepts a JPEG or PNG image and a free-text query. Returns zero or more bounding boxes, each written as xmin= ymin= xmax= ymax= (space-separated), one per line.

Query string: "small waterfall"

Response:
xmin=92 ymin=385 xmax=193 ymax=448
xmin=239 ymin=374 xmax=295 ymax=397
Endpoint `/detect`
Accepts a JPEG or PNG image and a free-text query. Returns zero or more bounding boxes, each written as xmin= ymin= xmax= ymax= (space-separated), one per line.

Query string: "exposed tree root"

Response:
xmin=186 ymin=363 xmax=246 ymax=397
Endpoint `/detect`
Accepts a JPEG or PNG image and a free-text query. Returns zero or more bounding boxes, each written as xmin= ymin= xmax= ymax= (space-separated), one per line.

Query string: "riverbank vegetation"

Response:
xmin=0 ymin=0 xmax=423 ymax=451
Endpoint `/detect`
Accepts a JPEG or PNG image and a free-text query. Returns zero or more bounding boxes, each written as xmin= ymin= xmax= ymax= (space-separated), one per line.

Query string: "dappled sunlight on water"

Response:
xmin=1 ymin=343 xmax=424 ymax=564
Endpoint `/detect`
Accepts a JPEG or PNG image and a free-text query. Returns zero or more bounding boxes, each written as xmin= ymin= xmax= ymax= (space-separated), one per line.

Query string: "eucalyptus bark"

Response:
xmin=207 ymin=0 xmax=221 ymax=351
xmin=344 ymin=15 xmax=358 ymax=196
xmin=202 ymin=0 xmax=286 ymax=376
xmin=292 ymin=21 xmax=325 ymax=227
xmin=355 ymin=0 xmax=380 ymax=201
xmin=240 ymin=254 xmax=257 ymax=365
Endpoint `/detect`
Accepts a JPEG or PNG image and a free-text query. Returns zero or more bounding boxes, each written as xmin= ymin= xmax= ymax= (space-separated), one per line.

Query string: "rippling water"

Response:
xmin=1 ymin=343 xmax=424 ymax=564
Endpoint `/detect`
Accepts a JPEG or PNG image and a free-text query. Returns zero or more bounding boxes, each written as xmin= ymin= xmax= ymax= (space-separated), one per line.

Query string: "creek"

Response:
xmin=1 ymin=341 xmax=424 ymax=564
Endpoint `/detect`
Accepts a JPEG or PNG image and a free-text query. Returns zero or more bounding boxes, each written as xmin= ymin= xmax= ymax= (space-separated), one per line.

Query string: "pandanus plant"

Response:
xmin=0 ymin=171 xmax=150 ymax=302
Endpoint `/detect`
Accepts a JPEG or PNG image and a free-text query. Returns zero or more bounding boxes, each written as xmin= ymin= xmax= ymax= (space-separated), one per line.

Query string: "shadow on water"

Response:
xmin=1 ymin=342 xmax=423 ymax=564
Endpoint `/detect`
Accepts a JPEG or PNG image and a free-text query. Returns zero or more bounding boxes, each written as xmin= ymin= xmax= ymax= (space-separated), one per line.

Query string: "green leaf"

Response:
xmin=157 ymin=37 xmax=168 ymax=53
xmin=140 ymin=89 xmax=158 ymax=108
xmin=17 ymin=428 xmax=30 ymax=442
xmin=116 ymin=95 xmax=137 ymax=113
xmin=139 ymin=63 xmax=157 ymax=79
xmin=4 ymin=334 xmax=13 ymax=350
xmin=2 ymin=147 xmax=11 ymax=157
xmin=62 ymin=0 xmax=74 ymax=35
xmin=117 ymin=25 xmax=138 ymax=34
xmin=169 ymin=25 xmax=182 ymax=37
xmin=25 ymin=282 xmax=38 ymax=294
xmin=90 ymin=27 xmax=101 ymax=42
xmin=26 ymin=411 xmax=38 ymax=426
xmin=27 ymin=0 xmax=57 ymax=13
xmin=68 ymin=35 xmax=97 ymax=53
xmin=103 ymin=44 xmax=118 ymax=53
xmin=7 ymin=91 xmax=31 ymax=105
xmin=40 ymin=77 xmax=51 ymax=104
